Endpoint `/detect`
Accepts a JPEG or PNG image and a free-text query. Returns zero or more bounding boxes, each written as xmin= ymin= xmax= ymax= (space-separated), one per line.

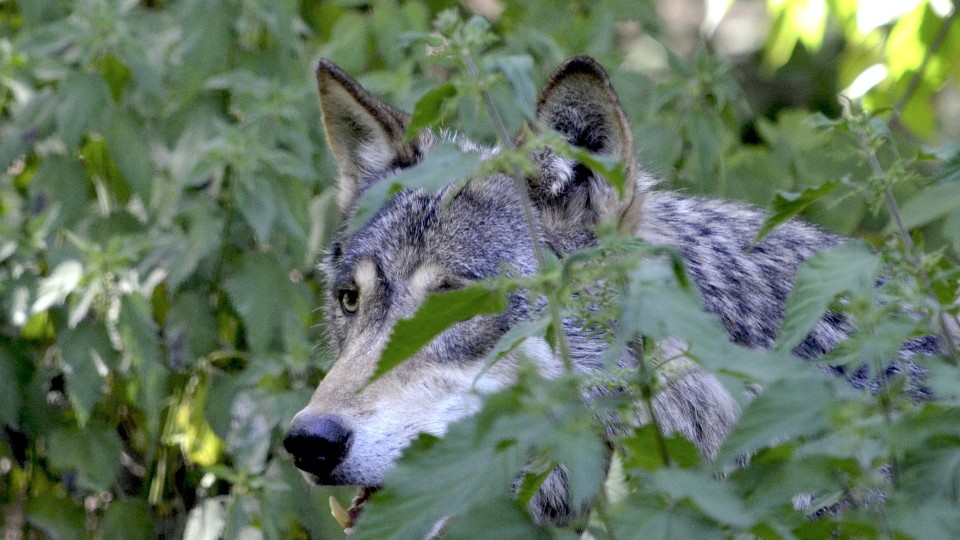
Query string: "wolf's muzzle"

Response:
xmin=283 ymin=413 xmax=352 ymax=482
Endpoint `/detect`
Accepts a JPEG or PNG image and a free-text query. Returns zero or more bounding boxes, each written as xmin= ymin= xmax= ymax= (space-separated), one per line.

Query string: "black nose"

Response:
xmin=283 ymin=413 xmax=352 ymax=482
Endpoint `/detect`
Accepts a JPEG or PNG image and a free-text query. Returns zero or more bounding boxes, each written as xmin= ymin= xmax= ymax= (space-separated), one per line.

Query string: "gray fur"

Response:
xmin=285 ymin=56 xmax=934 ymax=529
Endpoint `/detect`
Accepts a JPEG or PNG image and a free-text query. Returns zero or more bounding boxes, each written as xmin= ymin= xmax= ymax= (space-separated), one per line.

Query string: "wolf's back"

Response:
xmin=639 ymin=191 xmax=934 ymax=399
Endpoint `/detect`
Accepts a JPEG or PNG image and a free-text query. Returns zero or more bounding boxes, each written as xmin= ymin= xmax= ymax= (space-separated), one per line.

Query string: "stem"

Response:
xmin=637 ymin=337 xmax=672 ymax=468
xmin=590 ymin=486 xmax=618 ymax=540
xmin=462 ymin=51 xmax=574 ymax=373
xmin=856 ymin=131 xmax=959 ymax=364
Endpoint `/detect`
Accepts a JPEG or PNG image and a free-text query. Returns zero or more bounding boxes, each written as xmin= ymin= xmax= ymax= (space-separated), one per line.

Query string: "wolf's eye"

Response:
xmin=338 ymin=285 xmax=359 ymax=314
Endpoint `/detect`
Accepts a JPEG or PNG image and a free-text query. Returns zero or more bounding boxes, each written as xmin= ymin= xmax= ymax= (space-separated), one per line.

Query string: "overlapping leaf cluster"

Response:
xmin=1 ymin=1 xmax=959 ymax=539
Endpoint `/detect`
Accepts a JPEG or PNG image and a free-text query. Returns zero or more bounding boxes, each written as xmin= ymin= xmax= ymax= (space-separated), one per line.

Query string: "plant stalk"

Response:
xmin=463 ymin=51 xmax=575 ymax=373
xmin=857 ymin=131 xmax=959 ymax=364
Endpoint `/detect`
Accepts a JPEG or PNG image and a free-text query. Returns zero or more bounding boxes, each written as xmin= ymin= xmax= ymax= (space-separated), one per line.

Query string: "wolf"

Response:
xmin=283 ymin=55 xmax=934 ymax=528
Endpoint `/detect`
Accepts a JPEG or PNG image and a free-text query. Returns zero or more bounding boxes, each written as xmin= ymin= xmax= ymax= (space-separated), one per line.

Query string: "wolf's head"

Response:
xmin=284 ymin=56 xmax=638 ymax=493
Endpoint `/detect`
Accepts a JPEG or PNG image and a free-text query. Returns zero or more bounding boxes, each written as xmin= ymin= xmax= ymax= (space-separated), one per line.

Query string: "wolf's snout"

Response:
xmin=283 ymin=413 xmax=352 ymax=482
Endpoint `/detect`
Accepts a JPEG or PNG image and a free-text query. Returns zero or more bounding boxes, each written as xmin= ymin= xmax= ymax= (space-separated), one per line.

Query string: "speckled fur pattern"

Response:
xmin=286 ymin=56 xmax=935 ymax=528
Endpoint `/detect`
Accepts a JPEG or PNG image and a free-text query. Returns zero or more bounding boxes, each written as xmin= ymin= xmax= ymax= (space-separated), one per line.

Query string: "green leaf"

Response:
xmin=647 ymin=468 xmax=755 ymax=528
xmin=119 ymin=294 xmax=168 ymax=439
xmin=554 ymin=422 xmax=607 ymax=508
xmin=224 ymin=253 xmax=305 ymax=354
xmin=56 ymin=72 xmax=110 ymax=150
xmin=25 ymin=493 xmax=85 ymax=540
xmin=99 ymin=54 xmax=132 ymax=103
xmin=476 ymin=316 xmax=551 ymax=382
xmin=443 ymin=498 xmax=547 ymax=539
xmin=351 ymin=142 xmax=484 ymax=232
xmin=717 ymin=376 xmax=831 ymax=464
xmin=887 ymin=496 xmax=960 ymax=540
xmin=30 ymin=156 xmax=90 ymax=229
xmin=106 ymin=110 xmax=154 ymax=200
xmin=319 ymin=12 xmax=371 ymax=74
xmin=375 ymin=285 xmax=507 ymax=381
xmin=775 ymin=241 xmax=880 ymax=353
xmin=688 ymin=108 xmax=724 ymax=189
xmin=895 ymin=181 xmax=960 ymax=231
xmin=754 ymin=182 xmax=840 ymax=244
xmin=900 ymin=446 xmax=960 ymax=503
xmin=166 ymin=291 xmax=219 ymax=365
xmin=100 ymin=500 xmax=155 ymax=540
xmin=494 ymin=55 xmax=537 ymax=121
xmin=167 ymin=201 xmax=225 ymax=290
xmin=406 ymin=83 xmax=457 ymax=138
xmin=205 ymin=374 xmax=243 ymax=441
xmin=622 ymin=425 xmax=701 ymax=471
xmin=32 ymin=260 xmax=83 ymax=315
xmin=82 ymin=136 xmax=130 ymax=203
xmin=945 ymin=210 xmax=960 ymax=255
xmin=175 ymin=3 xmax=231 ymax=100
xmin=47 ymin=423 xmax=122 ymax=491
xmin=57 ymin=320 xmax=115 ymax=425
xmin=0 ymin=344 xmax=27 ymax=428
xmin=233 ymin=178 xmax=278 ymax=244
xmin=608 ymin=492 xmax=722 ymax=540
xmin=353 ymin=427 xmax=525 ymax=540
xmin=728 ymin=451 xmax=838 ymax=517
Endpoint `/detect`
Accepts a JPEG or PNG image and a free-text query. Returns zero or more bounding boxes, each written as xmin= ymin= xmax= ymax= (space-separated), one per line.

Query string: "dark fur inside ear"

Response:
xmin=535 ymin=56 xmax=634 ymax=163
xmin=315 ymin=60 xmax=429 ymax=212
xmin=531 ymin=56 xmax=638 ymax=232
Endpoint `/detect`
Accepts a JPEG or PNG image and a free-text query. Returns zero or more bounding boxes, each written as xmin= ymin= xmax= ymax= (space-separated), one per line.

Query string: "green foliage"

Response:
xmin=376 ymin=284 xmax=506 ymax=380
xmin=1 ymin=1 xmax=959 ymax=539
xmin=776 ymin=242 xmax=881 ymax=353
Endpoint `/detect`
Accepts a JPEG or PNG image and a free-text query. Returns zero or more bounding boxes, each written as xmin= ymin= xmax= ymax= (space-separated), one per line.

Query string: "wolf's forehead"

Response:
xmin=338 ymin=191 xmax=438 ymax=266
xmin=335 ymin=180 xmax=532 ymax=282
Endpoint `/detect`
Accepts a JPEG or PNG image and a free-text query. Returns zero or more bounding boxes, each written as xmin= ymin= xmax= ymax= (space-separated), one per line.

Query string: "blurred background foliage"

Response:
xmin=0 ymin=0 xmax=958 ymax=538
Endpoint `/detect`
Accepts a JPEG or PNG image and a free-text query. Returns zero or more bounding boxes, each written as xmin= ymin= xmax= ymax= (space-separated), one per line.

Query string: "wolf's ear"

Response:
xmin=531 ymin=56 xmax=640 ymax=230
xmin=316 ymin=60 xmax=428 ymax=212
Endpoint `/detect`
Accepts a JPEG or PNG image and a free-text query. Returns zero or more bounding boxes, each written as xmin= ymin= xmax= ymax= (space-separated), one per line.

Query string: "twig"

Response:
xmin=873 ymin=4 xmax=960 ymax=363
xmin=637 ymin=337 xmax=672 ymax=468
xmin=856 ymin=131 xmax=959 ymax=364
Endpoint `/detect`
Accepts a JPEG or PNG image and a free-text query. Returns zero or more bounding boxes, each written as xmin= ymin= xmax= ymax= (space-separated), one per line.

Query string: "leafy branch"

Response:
xmin=446 ymin=15 xmax=576 ymax=373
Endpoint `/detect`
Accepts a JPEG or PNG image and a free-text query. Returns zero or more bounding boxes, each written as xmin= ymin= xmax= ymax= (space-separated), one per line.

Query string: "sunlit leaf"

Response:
xmin=32 ymin=260 xmax=83 ymax=314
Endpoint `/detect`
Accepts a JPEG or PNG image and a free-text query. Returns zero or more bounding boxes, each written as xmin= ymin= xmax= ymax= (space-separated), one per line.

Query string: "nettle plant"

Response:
xmin=334 ymin=14 xmax=960 ymax=540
